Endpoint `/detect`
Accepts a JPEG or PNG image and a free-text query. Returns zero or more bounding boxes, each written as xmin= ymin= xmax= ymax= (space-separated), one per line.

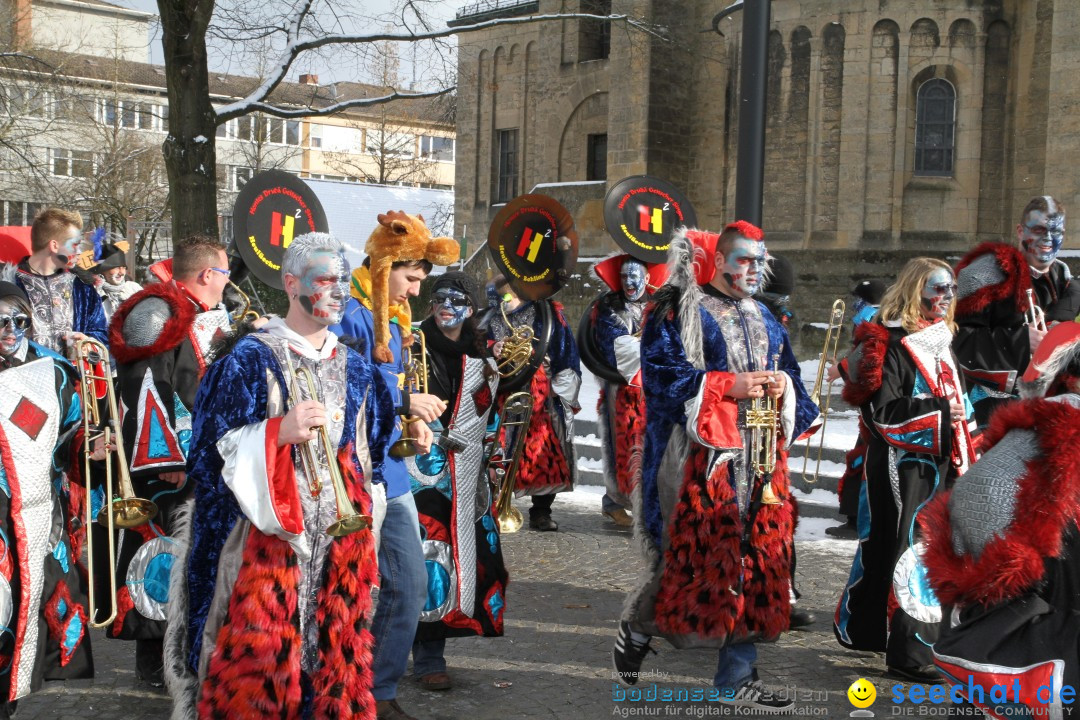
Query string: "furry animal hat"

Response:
xmin=365 ymin=211 xmax=458 ymax=363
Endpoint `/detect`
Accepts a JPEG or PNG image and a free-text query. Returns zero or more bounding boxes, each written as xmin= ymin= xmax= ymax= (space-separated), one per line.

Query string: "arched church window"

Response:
xmin=914 ymin=78 xmax=955 ymax=176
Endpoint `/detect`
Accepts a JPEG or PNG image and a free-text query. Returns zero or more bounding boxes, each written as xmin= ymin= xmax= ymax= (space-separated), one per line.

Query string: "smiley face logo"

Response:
xmin=848 ymin=678 xmax=877 ymax=708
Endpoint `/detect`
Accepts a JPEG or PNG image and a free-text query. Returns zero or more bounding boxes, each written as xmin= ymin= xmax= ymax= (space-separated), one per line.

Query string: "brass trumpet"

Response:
xmin=389 ymin=330 xmax=429 ymax=459
xmin=77 ymin=338 xmax=158 ymax=629
xmin=495 ymin=294 xmax=535 ymax=379
xmin=287 ymin=361 xmax=372 ymax=537
xmin=799 ymin=299 xmax=845 ymax=484
xmin=492 ymin=391 xmax=533 ymax=533
xmin=747 ymin=348 xmax=783 ymax=506
xmin=1026 ymin=288 xmax=1047 ymax=332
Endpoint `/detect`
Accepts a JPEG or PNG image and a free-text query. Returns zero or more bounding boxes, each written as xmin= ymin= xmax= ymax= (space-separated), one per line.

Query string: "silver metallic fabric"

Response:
xmin=122 ymin=296 xmax=172 ymax=348
xmin=956 ymin=253 xmax=1006 ymax=301
xmin=18 ymin=270 xmax=75 ymax=353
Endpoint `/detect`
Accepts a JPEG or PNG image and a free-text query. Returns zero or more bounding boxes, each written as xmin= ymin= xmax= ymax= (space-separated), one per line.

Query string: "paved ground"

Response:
xmin=16 ymin=494 xmax=940 ymax=720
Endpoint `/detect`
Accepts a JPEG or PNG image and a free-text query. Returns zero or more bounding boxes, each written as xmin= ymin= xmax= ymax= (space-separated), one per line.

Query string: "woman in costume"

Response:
xmin=407 ymin=272 xmax=507 ymax=691
xmin=834 ymin=257 xmax=975 ymax=683
xmin=0 ymin=275 xmax=94 ymax=717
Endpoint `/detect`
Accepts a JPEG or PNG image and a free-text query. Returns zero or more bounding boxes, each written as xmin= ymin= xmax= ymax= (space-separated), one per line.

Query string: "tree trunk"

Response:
xmin=159 ymin=0 xmax=219 ymax=244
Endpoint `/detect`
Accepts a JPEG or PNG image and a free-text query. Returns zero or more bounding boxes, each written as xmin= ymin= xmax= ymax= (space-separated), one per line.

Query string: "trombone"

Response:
xmin=389 ymin=330 xmax=429 ymax=459
xmin=76 ymin=338 xmax=158 ymax=629
xmin=747 ymin=348 xmax=783 ymax=506
xmin=799 ymin=299 xmax=846 ymax=484
xmin=286 ymin=359 xmax=372 ymax=536
xmin=491 ymin=391 xmax=533 ymax=533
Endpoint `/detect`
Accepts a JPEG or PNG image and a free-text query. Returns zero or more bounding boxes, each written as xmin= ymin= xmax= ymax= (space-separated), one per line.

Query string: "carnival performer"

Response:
xmin=0 ymin=273 xmax=93 ymax=718
xmin=612 ymin=221 xmax=817 ymax=711
xmin=586 ymin=254 xmax=663 ymax=527
xmin=90 ymin=241 xmax=142 ymax=322
xmin=484 ymin=275 xmax=580 ymax=532
xmin=954 ymin=195 xmax=1080 ymax=427
xmin=921 ymin=321 xmax=1080 ymax=720
xmin=331 ymin=211 xmax=456 ymax=720
xmin=103 ymin=236 xmax=231 ymax=687
xmin=167 ymin=232 xmax=392 ymax=718
xmin=15 ymin=208 xmax=107 ymax=353
xmin=407 ymin=271 xmax=507 ymax=692
xmin=833 ymin=257 xmax=975 ymax=684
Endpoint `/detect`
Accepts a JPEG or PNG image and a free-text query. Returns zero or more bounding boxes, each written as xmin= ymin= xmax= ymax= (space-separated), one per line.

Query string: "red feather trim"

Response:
xmin=954 ymin=242 xmax=1032 ymax=318
xmin=507 ymin=367 xmax=572 ymax=492
xmin=110 ymin=585 xmax=136 ymax=638
xmin=108 ymin=283 xmax=196 ymax=364
xmin=920 ymin=398 xmax=1080 ymax=607
xmin=841 ymin=322 xmax=891 ymax=406
xmin=613 ymin=385 xmax=645 ymax=497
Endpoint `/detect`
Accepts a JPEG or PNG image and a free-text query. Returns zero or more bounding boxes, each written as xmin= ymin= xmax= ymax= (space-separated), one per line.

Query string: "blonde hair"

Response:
xmin=877 ymin=257 xmax=956 ymax=334
xmin=30 ymin=208 xmax=83 ymax=252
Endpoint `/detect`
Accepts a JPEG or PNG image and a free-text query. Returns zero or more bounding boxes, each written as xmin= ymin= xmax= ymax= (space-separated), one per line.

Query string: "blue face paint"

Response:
xmin=720 ymin=238 xmax=767 ymax=298
xmin=1021 ymin=210 xmax=1066 ymax=269
xmin=431 ymin=288 xmax=472 ymax=329
xmin=0 ymin=301 xmax=29 ymax=357
xmin=920 ymin=268 xmax=956 ymax=321
xmin=620 ymin=260 xmax=647 ymax=301
xmin=296 ymin=250 xmax=349 ymax=326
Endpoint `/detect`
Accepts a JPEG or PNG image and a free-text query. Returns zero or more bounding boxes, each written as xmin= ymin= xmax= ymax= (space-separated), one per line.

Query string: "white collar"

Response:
xmin=262 ymin=316 xmax=338 ymax=361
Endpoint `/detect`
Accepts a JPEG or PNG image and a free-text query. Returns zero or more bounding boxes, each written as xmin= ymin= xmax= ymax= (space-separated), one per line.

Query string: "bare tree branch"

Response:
xmin=218 ymin=86 xmax=453 ymax=122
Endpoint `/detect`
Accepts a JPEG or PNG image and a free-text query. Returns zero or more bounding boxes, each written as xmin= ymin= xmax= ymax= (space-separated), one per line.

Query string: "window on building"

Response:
xmin=215 ymin=120 xmax=228 ymax=138
xmin=51 ymin=149 xmax=93 ymax=177
xmin=420 ymin=135 xmax=455 ymax=162
xmin=285 ymin=120 xmax=301 ymax=146
xmin=236 ymin=115 xmax=254 ymax=142
xmin=579 ymin=0 xmax=612 ymax=62
xmin=8 ymin=87 xmax=48 ymax=118
xmin=587 ymin=133 xmax=607 ymax=180
xmin=367 ymin=129 xmax=414 ymax=157
xmin=496 ymin=128 xmax=519 ymax=202
xmin=309 ymin=123 xmax=323 ymax=148
xmin=1 ymin=201 xmax=26 ymax=225
xmin=914 ymin=78 xmax=955 ymax=176
xmin=231 ymin=166 xmax=254 ymax=191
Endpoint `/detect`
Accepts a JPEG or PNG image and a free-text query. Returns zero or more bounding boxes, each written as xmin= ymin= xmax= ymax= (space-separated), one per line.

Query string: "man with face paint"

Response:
xmin=90 ymin=242 xmax=142 ymax=322
xmin=404 ymin=271 xmax=508 ymax=693
xmin=14 ymin=207 xmax=107 ymax=354
xmin=171 ymin=232 xmax=393 ymax=718
xmin=102 ymin=235 xmax=232 ymax=688
xmin=581 ymin=254 xmax=663 ymax=528
xmin=954 ymin=195 xmax=1080 ymax=428
xmin=613 ymin=221 xmax=818 ymax=711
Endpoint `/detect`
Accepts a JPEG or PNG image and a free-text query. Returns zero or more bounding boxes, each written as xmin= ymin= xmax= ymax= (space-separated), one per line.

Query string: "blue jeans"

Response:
xmin=714 ymin=642 xmax=757 ymax=692
xmin=371 ymin=492 xmax=428 ymax=701
xmin=412 ymin=637 xmax=447 ymax=677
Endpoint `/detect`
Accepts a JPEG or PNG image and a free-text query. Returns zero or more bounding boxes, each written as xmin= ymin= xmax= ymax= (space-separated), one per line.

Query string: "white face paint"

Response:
xmin=1020 ymin=209 xmax=1066 ymax=271
xmin=920 ymin=268 xmax=956 ymax=321
xmin=430 ymin=288 xmax=473 ymax=329
xmin=295 ymin=250 xmax=349 ymax=326
xmin=103 ymin=267 xmax=126 ymax=286
xmin=718 ymin=238 xmax=767 ymax=298
xmin=56 ymin=231 xmax=82 ymax=270
xmin=0 ymin=299 xmax=29 ymax=356
xmin=620 ymin=260 xmax=647 ymax=302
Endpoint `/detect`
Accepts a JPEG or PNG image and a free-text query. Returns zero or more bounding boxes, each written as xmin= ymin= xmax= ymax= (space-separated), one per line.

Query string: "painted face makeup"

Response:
xmin=720 ymin=238 xmax=768 ymax=298
xmin=920 ymin=268 xmax=956 ymax=321
xmin=620 ymin=260 xmax=647 ymax=302
xmin=431 ymin=288 xmax=473 ymax=329
xmin=296 ymin=250 xmax=349 ymax=325
xmin=0 ymin=301 xmax=29 ymax=357
xmin=57 ymin=232 xmax=82 ymax=270
xmin=1020 ymin=209 xmax=1066 ymax=270
xmin=104 ymin=267 xmax=126 ymax=286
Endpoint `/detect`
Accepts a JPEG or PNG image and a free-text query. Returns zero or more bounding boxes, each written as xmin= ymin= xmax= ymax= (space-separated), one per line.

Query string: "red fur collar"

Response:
xmin=841 ymin=322 xmax=891 ymax=406
xmin=954 ymin=242 xmax=1031 ymax=318
xmin=920 ymin=398 xmax=1080 ymax=607
xmin=108 ymin=283 xmax=196 ymax=364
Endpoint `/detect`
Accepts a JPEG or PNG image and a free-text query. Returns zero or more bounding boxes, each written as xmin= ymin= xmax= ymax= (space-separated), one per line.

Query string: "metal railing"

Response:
xmin=455 ymin=0 xmax=538 ymax=20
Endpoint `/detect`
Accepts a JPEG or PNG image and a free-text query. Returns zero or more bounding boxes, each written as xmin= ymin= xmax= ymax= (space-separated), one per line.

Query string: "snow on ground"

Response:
xmin=555 ymin=483 xmax=605 ymax=510
xmin=791 ymin=487 xmax=841 ymax=507
xmin=576 ymin=433 xmax=601 ymax=447
xmin=577 ymin=457 xmax=604 ymax=473
xmin=795 ymin=516 xmax=859 ymax=557
xmin=579 ymin=371 xmax=602 ymax=422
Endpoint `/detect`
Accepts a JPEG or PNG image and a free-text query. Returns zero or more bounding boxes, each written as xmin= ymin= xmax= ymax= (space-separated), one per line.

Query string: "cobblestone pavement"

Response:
xmin=18 ymin=498 xmax=925 ymax=720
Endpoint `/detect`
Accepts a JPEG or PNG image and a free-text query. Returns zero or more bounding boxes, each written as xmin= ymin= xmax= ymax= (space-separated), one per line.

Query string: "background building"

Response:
xmin=451 ymin=0 xmax=1080 ymax=347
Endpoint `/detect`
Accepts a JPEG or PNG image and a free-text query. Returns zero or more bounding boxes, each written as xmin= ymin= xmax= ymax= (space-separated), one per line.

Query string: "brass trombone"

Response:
xmin=799 ymin=299 xmax=846 ymax=484
xmin=748 ymin=348 xmax=783 ymax=505
xmin=287 ymin=360 xmax=372 ymax=536
xmin=77 ymin=338 xmax=158 ymax=629
xmin=389 ymin=330 xmax=429 ymax=459
xmin=492 ymin=391 xmax=533 ymax=533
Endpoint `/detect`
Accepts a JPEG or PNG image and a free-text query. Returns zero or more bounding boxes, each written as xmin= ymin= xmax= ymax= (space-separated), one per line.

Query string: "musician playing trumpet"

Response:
xmin=613 ymin=222 xmax=817 ymax=712
xmin=171 ymin=233 xmax=394 ymax=718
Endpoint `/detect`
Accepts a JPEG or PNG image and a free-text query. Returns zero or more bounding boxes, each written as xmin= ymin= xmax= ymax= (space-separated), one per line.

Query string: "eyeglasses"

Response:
xmin=0 ymin=313 xmax=30 ymax=331
xmin=431 ymin=292 xmax=471 ymax=308
xmin=209 ymin=267 xmax=232 ymax=278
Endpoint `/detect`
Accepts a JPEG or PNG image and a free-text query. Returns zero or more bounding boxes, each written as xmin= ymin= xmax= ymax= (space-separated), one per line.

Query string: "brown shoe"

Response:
xmin=376 ymin=699 xmax=420 ymax=720
xmin=602 ymin=508 xmax=633 ymax=527
xmin=417 ymin=670 xmax=453 ymax=691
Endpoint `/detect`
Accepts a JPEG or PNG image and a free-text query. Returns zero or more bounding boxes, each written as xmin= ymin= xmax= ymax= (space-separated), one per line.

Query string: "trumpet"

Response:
xmin=227 ymin=280 xmax=261 ymax=329
xmin=492 ymin=391 xmax=533 ymax=533
xmin=495 ymin=294 xmax=535 ymax=379
xmin=1026 ymin=288 xmax=1047 ymax=332
xmin=287 ymin=360 xmax=372 ymax=536
xmin=389 ymin=330 xmax=429 ymax=459
xmin=747 ymin=348 xmax=783 ymax=506
xmin=799 ymin=299 xmax=846 ymax=484
xmin=77 ymin=338 xmax=158 ymax=629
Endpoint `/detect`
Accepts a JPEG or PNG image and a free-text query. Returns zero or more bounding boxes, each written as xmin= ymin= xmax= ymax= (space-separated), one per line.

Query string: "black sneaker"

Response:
xmin=719 ymin=679 xmax=796 ymax=713
xmin=612 ymin=621 xmax=656 ymax=687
